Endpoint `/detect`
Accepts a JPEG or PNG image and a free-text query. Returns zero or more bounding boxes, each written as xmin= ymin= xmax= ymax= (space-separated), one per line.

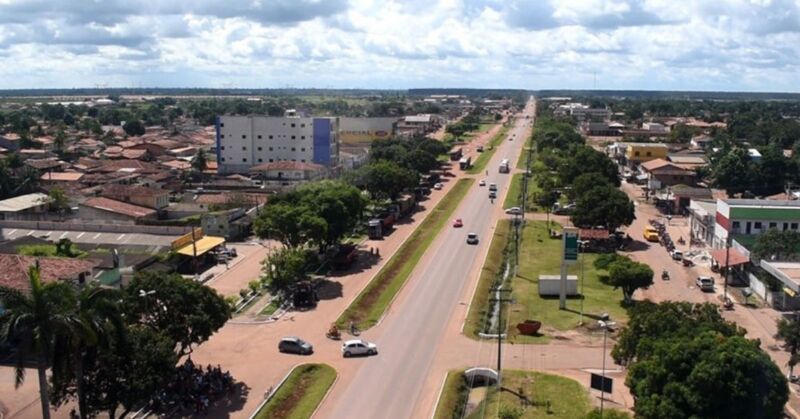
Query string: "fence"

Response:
xmin=0 ymin=220 xmax=191 ymax=236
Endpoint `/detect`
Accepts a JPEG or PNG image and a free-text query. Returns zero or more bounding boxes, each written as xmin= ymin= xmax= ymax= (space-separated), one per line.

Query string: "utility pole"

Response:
xmin=490 ymin=287 xmax=513 ymax=390
xmin=724 ymin=236 xmax=731 ymax=302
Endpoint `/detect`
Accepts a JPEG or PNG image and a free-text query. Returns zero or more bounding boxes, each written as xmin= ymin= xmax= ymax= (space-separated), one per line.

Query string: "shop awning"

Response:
xmin=709 ymin=247 xmax=750 ymax=267
xmin=175 ymin=236 xmax=226 ymax=257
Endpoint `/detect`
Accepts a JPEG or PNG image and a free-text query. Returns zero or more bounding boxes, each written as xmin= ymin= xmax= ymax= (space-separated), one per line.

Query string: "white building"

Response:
xmin=216 ymin=115 xmax=339 ymax=174
xmin=642 ymin=122 xmax=669 ymax=134
xmin=553 ymin=103 xmax=610 ymax=122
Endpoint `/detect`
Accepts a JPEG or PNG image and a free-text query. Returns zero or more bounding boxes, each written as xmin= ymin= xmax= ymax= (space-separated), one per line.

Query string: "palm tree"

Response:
xmin=0 ymin=265 xmax=80 ymax=419
xmin=191 ymin=148 xmax=208 ymax=173
xmin=66 ymin=286 xmax=123 ymax=418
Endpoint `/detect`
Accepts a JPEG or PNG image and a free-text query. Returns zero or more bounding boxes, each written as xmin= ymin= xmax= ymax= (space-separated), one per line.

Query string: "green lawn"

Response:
xmin=435 ymin=370 xmax=593 ymax=419
xmin=338 ymin=178 xmax=475 ymax=330
xmin=464 ymin=220 xmax=512 ymax=339
xmin=259 ymin=299 xmax=281 ymax=316
xmin=466 ymin=220 xmax=628 ymax=344
xmin=502 ymin=173 xmax=542 ymax=212
xmin=468 ymin=124 xmax=511 ymax=174
xmin=253 ymin=364 xmax=336 ymax=419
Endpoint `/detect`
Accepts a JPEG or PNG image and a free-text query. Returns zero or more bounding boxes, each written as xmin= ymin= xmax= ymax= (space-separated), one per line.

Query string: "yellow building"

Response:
xmin=625 ymin=142 xmax=669 ymax=164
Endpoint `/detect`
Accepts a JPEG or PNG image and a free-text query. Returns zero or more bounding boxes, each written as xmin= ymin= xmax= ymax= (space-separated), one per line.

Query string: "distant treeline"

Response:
xmin=0 ymin=88 xmax=405 ymax=98
xmin=535 ymin=90 xmax=800 ymax=101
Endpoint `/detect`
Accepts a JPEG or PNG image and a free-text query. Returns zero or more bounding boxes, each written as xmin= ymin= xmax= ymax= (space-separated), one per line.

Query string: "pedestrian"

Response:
xmin=350 ymin=321 xmax=355 ymax=334
xmin=375 ymin=248 xmax=380 ymax=257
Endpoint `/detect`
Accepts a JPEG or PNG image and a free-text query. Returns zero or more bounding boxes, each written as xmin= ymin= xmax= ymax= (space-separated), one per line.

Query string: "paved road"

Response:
xmin=322 ymin=99 xmax=536 ymax=419
xmin=0 ymin=227 xmax=176 ymax=247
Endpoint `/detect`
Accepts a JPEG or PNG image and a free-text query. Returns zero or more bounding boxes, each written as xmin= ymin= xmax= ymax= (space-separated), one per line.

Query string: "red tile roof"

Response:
xmin=0 ymin=254 xmax=99 ymax=291
xmin=93 ymin=159 xmax=160 ymax=173
xmin=101 ymin=183 xmax=167 ymax=199
xmin=82 ymin=197 xmax=155 ymax=218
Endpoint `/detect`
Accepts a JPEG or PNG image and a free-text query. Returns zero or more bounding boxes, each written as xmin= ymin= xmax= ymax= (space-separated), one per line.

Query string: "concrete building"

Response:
xmin=100 ymin=184 xmax=169 ymax=210
xmin=624 ymin=143 xmax=669 ymax=166
xmin=0 ymin=193 xmax=52 ymax=220
xmin=688 ymin=199 xmax=716 ymax=245
xmin=80 ymin=197 xmax=156 ymax=224
xmin=396 ymin=114 xmax=443 ymax=137
xmin=201 ymin=208 xmax=253 ymax=241
xmin=642 ymin=122 xmax=669 ymax=134
xmin=713 ymin=199 xmax=800 ymax=248
xmin=216 ymin=115 xmax=339 ymax=174
xmin=338 ymin=117 xmax=398 ymax=143
xmin=640 ymin=159 xmax=696 ymax=189
xmin=553 ymin=103 xmax=610 ymax=122
xmin=249 ymin=161 xmax=328 ymax=186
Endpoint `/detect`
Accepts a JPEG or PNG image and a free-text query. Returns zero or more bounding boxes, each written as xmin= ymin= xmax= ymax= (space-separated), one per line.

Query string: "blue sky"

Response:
xmin=0 ymin=0 xmax=799 ymax=91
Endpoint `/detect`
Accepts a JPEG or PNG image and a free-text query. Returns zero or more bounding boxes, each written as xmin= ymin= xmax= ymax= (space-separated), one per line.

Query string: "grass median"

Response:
xmin=466 ymin=220 xmax=627 ymax=344
xmin=253 ymin=363 xmax=336 ymax=419
xmin=468 ymin=124 xmax=511 ymax=174
xmin=434 ymin=369 xmax=624 ymax=419
xmin=338 ymin=178 xmax=475 ymax=330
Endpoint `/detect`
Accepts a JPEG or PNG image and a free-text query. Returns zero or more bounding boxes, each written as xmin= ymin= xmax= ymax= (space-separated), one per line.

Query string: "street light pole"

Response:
xmin=490 ymin=288 xmax=513 ymax=390
xmin=598 ymin=319 xmax=616 ymax=418
xmin=724 ymin=237 xmax=731 ymax=303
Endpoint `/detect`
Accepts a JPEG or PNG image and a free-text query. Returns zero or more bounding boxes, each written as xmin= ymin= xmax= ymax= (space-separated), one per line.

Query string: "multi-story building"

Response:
xmin=553 ymin=103 xmax=610 ymax=122
xmin=215 ymin=115 xmax=339 ymax=174
xmin=338 ymin=117 xmax=398 ymax=144
xmin=624 ymin=143 xmax=669 ymax=166
xmin=713 ymin=199 xmax=800 ymax=248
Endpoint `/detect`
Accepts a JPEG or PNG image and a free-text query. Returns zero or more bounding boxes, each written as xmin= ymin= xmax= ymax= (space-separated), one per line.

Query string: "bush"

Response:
xmin=498 ymin=404 xmax=523 ymax=419
xmin=593 ymin=253 xmax=626 ymax=270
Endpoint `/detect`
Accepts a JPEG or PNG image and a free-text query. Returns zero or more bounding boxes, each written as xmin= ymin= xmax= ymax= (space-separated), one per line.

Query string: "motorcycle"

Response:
xmin=326 ymin=324 xmax=341 ymax=340
xmin=662 ymin=270 xmax=670 ymax=280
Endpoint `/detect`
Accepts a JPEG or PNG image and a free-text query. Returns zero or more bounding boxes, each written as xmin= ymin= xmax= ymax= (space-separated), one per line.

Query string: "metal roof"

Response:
xmin=0 ymin=193 xmax=51 ymax=212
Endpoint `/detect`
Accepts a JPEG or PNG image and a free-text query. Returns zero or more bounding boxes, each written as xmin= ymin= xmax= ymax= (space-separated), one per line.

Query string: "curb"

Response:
xmin=461 ymin=218 xmax=500 ymax=334
xmin=429 ymin=372 xmax=449 ymax=419
xmin=248 ymin=364 xmax=300 ymax=419
xmin=310 ymin=371 xmax=340 ymax=419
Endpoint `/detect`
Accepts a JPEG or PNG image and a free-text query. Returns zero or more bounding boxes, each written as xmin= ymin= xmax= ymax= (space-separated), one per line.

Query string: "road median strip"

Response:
xmin=337 ymin=178 xmax=475 ymax=330
xmin=251 ymin=363 xmax=336 ymax=419
xmin=468 ymin=123 xmax=511 ymax=174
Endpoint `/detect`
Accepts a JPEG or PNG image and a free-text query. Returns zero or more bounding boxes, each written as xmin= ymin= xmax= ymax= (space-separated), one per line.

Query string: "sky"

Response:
xmin=0 ymin=0 xmax=799 ymax=91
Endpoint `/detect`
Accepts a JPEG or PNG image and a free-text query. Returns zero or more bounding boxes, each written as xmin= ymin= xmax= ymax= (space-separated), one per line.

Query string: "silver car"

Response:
xmin=341 ymin=339 xmax=378 ymax=357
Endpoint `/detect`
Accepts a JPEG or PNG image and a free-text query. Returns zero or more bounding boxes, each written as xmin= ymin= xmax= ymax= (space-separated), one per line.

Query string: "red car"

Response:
xmin=453 ymin=218 xmax=463 ymax=228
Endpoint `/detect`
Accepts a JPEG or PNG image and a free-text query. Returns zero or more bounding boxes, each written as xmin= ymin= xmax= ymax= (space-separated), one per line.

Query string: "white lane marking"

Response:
xmin=77 ymin=232 xmax=85 ymax=239
xmin=27 ymin=230 xmax=35 ymax=236
xmin=9 ymin=229 xmax=16 ymax=235
xmin=59 ymin=231 xmax=69 ymax=239
xmin=93 ymin=233 xmax=101 ymax=239
xmin=117 ymin=234 xmax=126 ymax=241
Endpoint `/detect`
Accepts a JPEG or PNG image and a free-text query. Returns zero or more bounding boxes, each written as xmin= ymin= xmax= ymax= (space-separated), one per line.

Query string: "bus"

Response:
xmin=499 ymin=159 xmax=510 ymax=173
xmin=459 ymin=156 xmax=472 ymax=170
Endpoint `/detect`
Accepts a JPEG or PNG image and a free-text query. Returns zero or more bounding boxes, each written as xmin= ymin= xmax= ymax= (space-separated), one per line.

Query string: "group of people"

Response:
xmin=149 ymin=359 xmax=234 ymax=415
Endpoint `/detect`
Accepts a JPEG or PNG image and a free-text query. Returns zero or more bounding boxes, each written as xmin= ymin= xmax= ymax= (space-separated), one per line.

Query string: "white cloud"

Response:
xmin=0 ymin=0 xmax=798 ymax=91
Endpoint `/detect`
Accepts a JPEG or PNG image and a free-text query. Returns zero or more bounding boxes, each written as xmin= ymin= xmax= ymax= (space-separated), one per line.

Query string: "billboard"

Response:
xmin=590 ymin=373 xmax=613 ymax=394
xmin=563 ymin=227 xmax=579 ymax=264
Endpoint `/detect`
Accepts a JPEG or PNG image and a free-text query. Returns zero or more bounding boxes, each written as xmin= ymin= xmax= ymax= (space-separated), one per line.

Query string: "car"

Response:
xmin=341 ymin=339 xmax=378 ymax=357
xmin=453 ymin=218 xmax=463 ymax=228
xmin=671 ymin=249 xmax=683 ymax=261
xmin=489 ymin=183 xmax=498 ymax=192
xmin=696 ymin=276 xmax=714 ymax=292
xmin=479 ymin=179 xmax=487 ymax=187
xmin=643 ymin=227 xmax=660 ymax=242
xmin=466 ymin=232 xmax=479 ymax=245
xmin=505 ymin=207 xmax=522 ymax=215
xmin=278 ymin=337 xmax=313 ymax=355
xmin=488 ymin=191 xmax=497 ymax=199
xmin=477 ymin=145 xmax=484 ymax=152
xmin=433 ymin=183 xmax=443 ymax=190
xmin=552 ymin=203 xmax=576 ymax=215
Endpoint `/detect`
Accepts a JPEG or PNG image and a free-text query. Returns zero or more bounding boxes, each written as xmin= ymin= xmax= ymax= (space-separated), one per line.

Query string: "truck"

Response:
xmin=459 ymin=156 xmax=472 ymax=170
xmin=332 ymin=244 xmax=358 ymax=270
xmin=449 ymin=148 xmax=463 ymax=161
xmin=499 ymin=159 xmax=510 ymax=173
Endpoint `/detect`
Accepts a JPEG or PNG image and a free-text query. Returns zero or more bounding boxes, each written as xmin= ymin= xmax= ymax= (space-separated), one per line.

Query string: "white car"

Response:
xmin=696 ymin=276 xmax=714 ymax=292
xmin=479 ymin=179 xmax=486 ymax=187
xmin=505 ymin=207 xmax=522 ymax=215
xmin=433 ymin=183 xmax=443 ymax=190
xmin=341 ymin=339 xmax=378 ymax=357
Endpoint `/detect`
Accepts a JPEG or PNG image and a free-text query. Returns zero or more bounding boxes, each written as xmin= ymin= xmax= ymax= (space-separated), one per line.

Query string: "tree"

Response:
xmin=627 ymin=332 xmax=788 ymax=419
xmin=570 ymin=185 xmax=635 ymax=231
xmin=294 ymin=181 xmax=365 ymax=248
xmin=262 ymin=248 xmax=309 ymax=295
xmin=752 ymin=229 xmax=800 ymax=261
xmin=191 ymin=148 xmax=208 ymax=173
xmin=403 ymin=149 xmax=439 ymax=174
xmin=122 ymin=120 xmax=145 ymax=136
xmin=568 ymin=172 xmax=611 ymax=201
xmin=123 ymin=272 xmax=230 ymax=356
xmin=48 ymin=188 xmax=71 ymax=216
xmin=253 ymin=202 xmax=327 ymax=248
xmin=558 ymin=145 xmax=619 ymax=187
xmin=50 ymin=286 xmax=123 ymax=418
xmin=352 ymin=160 xmax=418 ymax=200
xmin=777 ymin=315 xmax=800 ymax=378
xmin=0 ymin=266 xmax=80 ymax=419
xmin=712 ymin=148 xmax=751 ymax=196
xmin=53 ymin=130 xmax=67 ymax=152
xmin=605 ymin=257 xmax=653 ymax=305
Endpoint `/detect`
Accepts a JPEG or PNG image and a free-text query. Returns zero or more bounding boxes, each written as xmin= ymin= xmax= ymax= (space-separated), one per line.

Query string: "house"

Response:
xmin=581 ymin=122 xmax=623 ymax=136
xmin=642 ymin=122 xmax=669 ymax=134
xmin=691 ymin=135 xmax=713 ymax=149
xmin=624 ymin=143 xmax=669 ymax=166
xmin=91 ymin=159 xmax=160 ymax=174
xmin=667 ymin=153 xmax=708 ymax=171
xmin=120 ymin=148 xmax=151 ymax=161
xmin=713 ymin=199 xmax=800 ymax=248
xmin=0 ymin=193 xmax=52 ymax=220
xmin=248 ymin=161 xmax=327 ymax=185
xmin=128 ymin=142 xmax=169 ymax=157
xmin=100 ymin=184 xmax=169 ymax=210
xmin=688 ymin=199 xmax=717 ymax=245
xmin=201 ymin=208 xmax=253 ymax=241
xmin=40 ymin=171 xmax=84 ymax=184
xmin=80 ymin=197 xmax=156 ymax=224
xmin=640 ymin=159 xmax=696 ymax=189
xmin=396 ymin=114 xmax=442 ymax=136
xmin=661 ymin=185 xmax=714 ymax=215
xmin=0 ymin=133 xmax=22 ymax=151
xmin=757 ymin=261 xmax=800 ymax=310
xmin=0 ymin=254 xmax=99 ymax=291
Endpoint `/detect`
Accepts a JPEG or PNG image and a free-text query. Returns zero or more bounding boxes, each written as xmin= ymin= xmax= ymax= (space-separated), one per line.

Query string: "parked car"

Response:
xmin=433 ymin=183 xmax=443 ymax=190
xmin=505 ymin=207 xmax=522 ymax=215
xmin=552 ymin=203 xmax=575 ymax=215
xmin=466 ymin=232 xmax=479 ymax=245
xmin=453 ymin=218 xmax=463 ymax=228
xmin=671 ymin=249 xmax=683 ymax=261
xmin=278 ymin=337 xmax=313 ymax=355
xmin=696 ymin=276 xmax=714 ymax=292
xmin=643 ymin=227 xmax=660 ymax=242
xmin=341 ymin=339 xmax=378 ymax=357
xmin=479 ymin=179 xmax=486 ymax=187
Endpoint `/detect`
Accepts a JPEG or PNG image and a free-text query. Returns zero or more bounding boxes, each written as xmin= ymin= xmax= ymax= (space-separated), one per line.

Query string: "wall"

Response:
xmin=0 ymin=219 xmax=191 ymax=235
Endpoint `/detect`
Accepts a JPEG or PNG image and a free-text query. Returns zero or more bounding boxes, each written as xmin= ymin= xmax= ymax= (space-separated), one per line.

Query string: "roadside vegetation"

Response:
xmin=338 ymin=178 xmax=474 ymax=330
xmin=253 ymin=364 xmax=336 ymax=419
xmin=463 ymin=219 xmax=512 ymax=339
xmin=434 ymin=369 xmax=627 ymax=419
xmin=17 ymin=238 xmax=87 ymax=258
